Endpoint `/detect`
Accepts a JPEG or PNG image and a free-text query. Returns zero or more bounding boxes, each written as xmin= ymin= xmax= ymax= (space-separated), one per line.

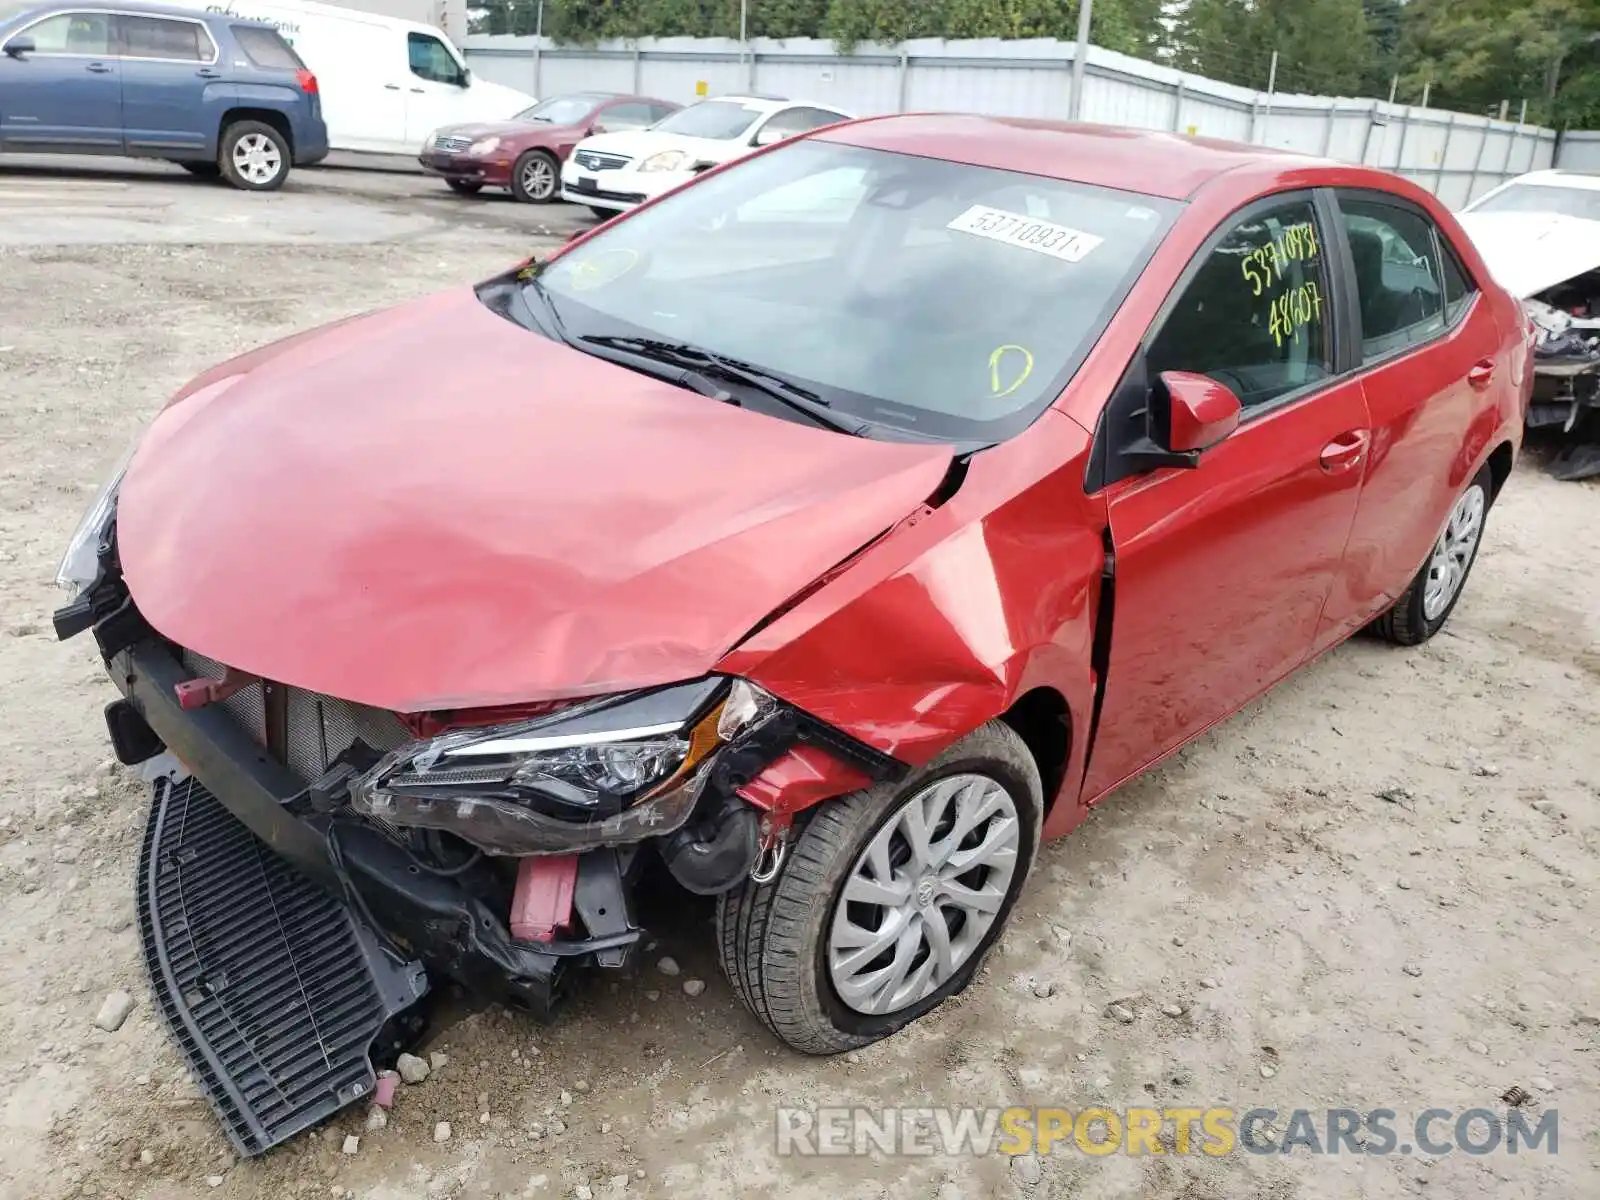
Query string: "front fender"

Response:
xmin=719 ymin=410 xmax=1106 ymax=834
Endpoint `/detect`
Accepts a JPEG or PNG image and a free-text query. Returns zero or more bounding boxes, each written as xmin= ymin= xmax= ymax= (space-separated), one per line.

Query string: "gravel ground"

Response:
xmin=0 ymin=168 xmax=1596 ymax=1200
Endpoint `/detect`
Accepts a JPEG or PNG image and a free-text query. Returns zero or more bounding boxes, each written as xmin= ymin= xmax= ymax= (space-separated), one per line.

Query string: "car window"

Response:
xmin=117 ymin=15 xmax=209 ymax=62
xmin=649 ymin=103 xmax=678 ymax=123
xmin=21 ymin=11 xmax=110 ymax=55
xmin=1147 ymin=198 xmax=1331 ymax=412
xmin=1442 ymin=246 xmax=1475 ymax=323
xmin=757 ymin=107 xmax=847 ymax=143
xmin=231 ymin=25 xmax=302 ymax=70
xmin=514 ymin=95 xmax=600 ymax=125
xmin=603 ymin=101 xmax=657 ymax=130
xmin=408 ymin=31 xmax=461 ymax=86
xmin=1469 ymin=182 xmax=1600 ymax=221
xmin=1339 ymin=197 xmax=1446 ymax=362
xmin=653 ymin=101 xmax=764 ymax=140
xmin=533 ymin=138 xmax=1178 ymax=443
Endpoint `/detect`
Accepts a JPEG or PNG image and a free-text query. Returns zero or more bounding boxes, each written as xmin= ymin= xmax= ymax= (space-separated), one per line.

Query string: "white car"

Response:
xmin=1457 ymin=169 xmax=1600 ymax=297
xmin=560 ymin=94 xmax=853 ymax=216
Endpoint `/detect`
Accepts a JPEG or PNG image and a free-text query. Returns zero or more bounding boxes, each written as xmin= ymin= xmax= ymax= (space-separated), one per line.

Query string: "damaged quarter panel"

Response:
xmin=720 ymin=408 xmax=1105 ymax=837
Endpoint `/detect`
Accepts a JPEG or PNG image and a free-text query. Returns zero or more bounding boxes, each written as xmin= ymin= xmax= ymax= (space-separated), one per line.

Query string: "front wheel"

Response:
xmin=1370 ymin=464 xmax=1493 ymax=645
xmin=219 ymin=120 xmax=289 ymax=191
xmin=510 ymin=149 xmax=558 ymax=203
xmin=717 ymin=721 xmax=1041 ymax=1054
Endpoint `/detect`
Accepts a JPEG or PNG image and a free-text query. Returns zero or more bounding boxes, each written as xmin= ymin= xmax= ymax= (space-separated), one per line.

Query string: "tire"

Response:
xmin=179 ymin=160 xmax=220 ymax=178
xmin=510 ymin=149 xmax=558 ymax=203
xmin=218 ymin=120 xmax=290 ymax=192
xmin=445 ymin=179 xmax=483 ymax=196
xmin=1369 ymin=463 xmax=1493 ymax=646
xmin=589 ymin=206 xmax=617 ymax=221
xmin=717 ymin=720 xmax=1042 ymax=1054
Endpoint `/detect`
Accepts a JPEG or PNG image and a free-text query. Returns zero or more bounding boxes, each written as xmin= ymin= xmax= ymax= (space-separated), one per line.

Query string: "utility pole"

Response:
xmin=532 ymin=0 xmax=543 ymax=96
xmin=1387 ymin=75 xmax=1398 ymax=103
xmin=1257 ymin=49 xmax=1278 ymax=144
xmin=1068 ymin=0 xmax=1092 ymax=121
xmin=1420 ymin=78 xmax=1431 ymax=108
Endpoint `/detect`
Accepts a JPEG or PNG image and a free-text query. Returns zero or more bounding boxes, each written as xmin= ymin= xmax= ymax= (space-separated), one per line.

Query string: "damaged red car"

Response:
xmin=55 ymin=115 xmax=1529 ymax=1156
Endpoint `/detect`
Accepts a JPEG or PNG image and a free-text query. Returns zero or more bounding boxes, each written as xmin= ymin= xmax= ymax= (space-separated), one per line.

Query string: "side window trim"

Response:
xmin=1330 ymin=187 xmax=1478 ymax=373
xmin=113 ymin=13 xmax=219 ymax=65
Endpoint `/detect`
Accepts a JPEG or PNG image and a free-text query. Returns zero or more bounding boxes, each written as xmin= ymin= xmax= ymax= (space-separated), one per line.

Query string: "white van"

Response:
xmin=163 ymin=0 xmax=533 ymax=154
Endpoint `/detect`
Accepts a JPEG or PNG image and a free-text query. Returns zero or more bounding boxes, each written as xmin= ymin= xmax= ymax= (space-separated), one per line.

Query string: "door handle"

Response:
xmin=197 ymin=67 xmax=220 ymax=78
xmin=1467 ymin=358 xmax=1495 ymax=389
xmin=85 ymin=62 xmax=111 ymax=73
xmin=384 ymin=83 xmax=401 ymax=90
xmin=1319 ymin=429 xmax=1370 ymax=473
xmin=410 ymin=87 xmax=425 ymax=93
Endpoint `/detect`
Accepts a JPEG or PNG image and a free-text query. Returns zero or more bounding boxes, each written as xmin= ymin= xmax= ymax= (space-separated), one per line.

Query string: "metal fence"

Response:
xmin=463 ymin=34 xmax=1557 ymax=209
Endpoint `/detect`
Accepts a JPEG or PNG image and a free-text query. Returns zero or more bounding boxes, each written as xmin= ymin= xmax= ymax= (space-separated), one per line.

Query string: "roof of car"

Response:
xmin=4 ymin=0 xmax=275 ymax=21
xmin=1503 ymin=169 xmax=1600 ymax=191
xmin=818 ymin=113 xmax=1327 ymax=202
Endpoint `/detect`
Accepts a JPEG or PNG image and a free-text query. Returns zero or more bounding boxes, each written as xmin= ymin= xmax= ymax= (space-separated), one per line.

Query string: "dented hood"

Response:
xmin=1455 ymin=210 xmax=1600 ymax=297
xmin=117 ymin=289 xmax=952 ymax=712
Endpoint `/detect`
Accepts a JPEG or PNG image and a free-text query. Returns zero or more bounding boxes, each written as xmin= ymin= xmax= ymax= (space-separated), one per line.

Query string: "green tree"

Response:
xmin=1173 ymin=0 xmax=1371 ymax=95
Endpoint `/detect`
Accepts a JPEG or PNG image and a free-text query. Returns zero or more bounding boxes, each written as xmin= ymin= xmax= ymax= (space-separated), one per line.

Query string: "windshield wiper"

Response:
xmin=577 ymin=335 xmax=870 ymax=435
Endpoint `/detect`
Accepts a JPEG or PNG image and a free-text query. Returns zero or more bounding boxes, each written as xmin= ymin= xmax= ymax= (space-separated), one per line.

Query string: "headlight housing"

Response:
xmin=638 ymin=149 xmax=689 ymax=173
xmin=352 ymin=677 xmax=776 ymax=855
xmin=56 ymin=443 xmax=135 ymax=594
xmin=467 ymin=136 xmax=501 ymax=157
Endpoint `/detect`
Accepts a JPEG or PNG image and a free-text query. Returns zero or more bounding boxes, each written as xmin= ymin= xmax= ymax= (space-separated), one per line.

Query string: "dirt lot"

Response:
xmin=0 ymin=163 xmax=1597 ymax=1200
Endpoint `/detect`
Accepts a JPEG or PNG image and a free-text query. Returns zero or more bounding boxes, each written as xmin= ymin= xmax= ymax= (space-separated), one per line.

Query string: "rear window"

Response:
xmin=231 ymin=24 xmax=302 ymax=69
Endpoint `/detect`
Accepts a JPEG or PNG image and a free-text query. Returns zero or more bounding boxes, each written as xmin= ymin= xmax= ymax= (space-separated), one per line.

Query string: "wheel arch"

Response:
xmin=221 ymin=107 xmax=293 ymax=156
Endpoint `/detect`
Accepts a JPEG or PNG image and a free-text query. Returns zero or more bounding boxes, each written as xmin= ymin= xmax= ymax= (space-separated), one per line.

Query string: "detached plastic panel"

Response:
xmin=136 ymin=775 xmax=426 ymax=1156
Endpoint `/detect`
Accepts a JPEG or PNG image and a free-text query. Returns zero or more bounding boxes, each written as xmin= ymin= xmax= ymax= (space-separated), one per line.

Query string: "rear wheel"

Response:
xmin=716 ymin=721 xmax=1040 ymax=1054
xmin=510 ymin=149 xmax=557 ymax=203
xmin=445 ymin=178 xmax=483 ymax=196
xmin=219 ymin=120 xmax=289 ymax=192
xmin=1370 ymin=464 xmax=1492 ymax=645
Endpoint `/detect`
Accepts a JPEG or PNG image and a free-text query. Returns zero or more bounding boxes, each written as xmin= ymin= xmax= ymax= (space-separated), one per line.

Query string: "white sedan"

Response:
xmin=560 ymin=94 xmax=853 ymax=217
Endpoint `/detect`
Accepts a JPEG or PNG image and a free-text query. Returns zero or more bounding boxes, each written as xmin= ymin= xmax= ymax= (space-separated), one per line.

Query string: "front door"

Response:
xmin=1083 ymin=192 xmax=1371 ymax=800
xmin=402 ymin=30 xmax=467 ymax=152
xmin=114 ymin=13 xmax=216 ymax=155
xmin=0 ymin=11 xmax=121 ymax=150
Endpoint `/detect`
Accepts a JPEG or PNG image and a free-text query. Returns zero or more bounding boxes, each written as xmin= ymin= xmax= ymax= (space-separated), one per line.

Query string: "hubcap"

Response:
xmin=1423 ymin=483 xmax=1486 ymax=620
xmin=827 ymin=774 xmax=1020 ymax=1017
xmin=522 ymin=157 xmax=554 ymax=199
xmin=232 ymin=133 xmax=281 ymax=185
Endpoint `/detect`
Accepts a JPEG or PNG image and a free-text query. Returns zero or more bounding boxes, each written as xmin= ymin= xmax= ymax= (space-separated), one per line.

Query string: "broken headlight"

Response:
xmin=351 ymin=677 xmax=777 ymax=855
xmin=55 ymin=442 xmax=135 ymax=594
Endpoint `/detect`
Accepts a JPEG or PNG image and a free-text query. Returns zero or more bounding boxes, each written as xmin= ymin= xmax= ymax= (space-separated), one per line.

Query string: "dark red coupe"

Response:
xmin=419 ymin=91 xmax=679 ymax=202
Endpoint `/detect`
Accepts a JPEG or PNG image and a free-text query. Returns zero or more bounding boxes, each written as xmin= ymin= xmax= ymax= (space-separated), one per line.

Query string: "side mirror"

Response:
xmin=1160 ymin=370 xmax=1240 ymax=453
xmin=5 ymin=35 xmax=36 ymax=57
xmin=458 ymin=67 xmax=471 ymax=87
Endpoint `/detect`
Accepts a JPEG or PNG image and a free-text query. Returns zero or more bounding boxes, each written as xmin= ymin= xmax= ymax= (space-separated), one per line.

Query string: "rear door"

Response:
xmin=1083 ymin=191 xmax=1372 ymax=800
xmin=0 ymin=11 xmax=121 ymax=150
xmin=114 ymin=13 xmax=216 ymax=155
xmin=1314 ymin=190 xmax=1500 ymax=644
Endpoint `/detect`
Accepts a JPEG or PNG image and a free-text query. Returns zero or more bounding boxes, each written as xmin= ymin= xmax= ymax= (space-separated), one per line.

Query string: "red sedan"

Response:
xmin=419 ymin=91 xmax=679 ymax=202
xmin=56 ymin=116 xmax=1528 ymax=1153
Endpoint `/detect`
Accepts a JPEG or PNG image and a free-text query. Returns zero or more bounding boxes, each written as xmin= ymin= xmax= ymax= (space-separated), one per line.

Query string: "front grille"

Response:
xmin=574 ymin=149 xmax=629 ymax=171
xmin=432 ymin=134 xmax=473 ymax=152
xmin=137 ymin=775 xmax=425 ymax=1156
xmin=179 ymin=651 xmax=411 ymax=782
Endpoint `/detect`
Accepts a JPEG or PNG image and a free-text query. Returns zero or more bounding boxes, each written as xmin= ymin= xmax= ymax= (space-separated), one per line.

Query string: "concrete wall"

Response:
xmin=463 ymin=34 xmax=1557 ymax=207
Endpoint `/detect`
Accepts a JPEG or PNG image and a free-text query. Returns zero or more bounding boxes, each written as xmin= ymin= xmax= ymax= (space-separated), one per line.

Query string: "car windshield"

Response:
xmin=528 ymin=138 xmax=1179 ymax=442
xmin=652 ymin=101 xmax=765 ymax=140
xmin=516 ymin=95 xmax=602 ymax=125
xmin=1471 ymin=182 xmax=1600 ymax=221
